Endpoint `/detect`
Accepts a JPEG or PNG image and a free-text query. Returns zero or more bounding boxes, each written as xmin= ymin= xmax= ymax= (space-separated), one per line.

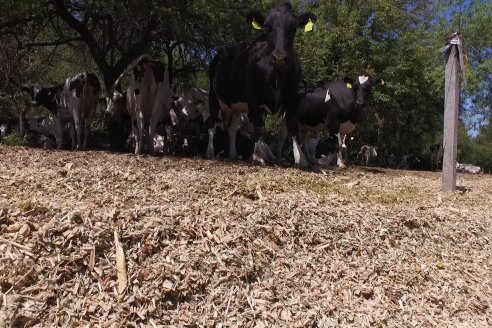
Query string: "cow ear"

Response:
xmin=375 ymin=78 xmax=385 ymax=86
xmin=246 ymin=11 xmax=265 ymax=30
xmin=344 ymin=77 xmax=355 ymax=89
xmin=298 ymin=13 xmax=316 ymax=32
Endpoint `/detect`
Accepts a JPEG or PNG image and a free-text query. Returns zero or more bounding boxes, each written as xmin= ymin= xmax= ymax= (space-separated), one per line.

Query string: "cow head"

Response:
xmin=172 ymin=96 xmax=207 ymax=121
xmin=105 ymin=90 xmax=127 ymax=121
xmin=29 ymin=86 xmax=51 ymax=108
xmin=345 ymin=75 xmax=384 ymax=106
xmin=246 ymin=2 xmax=316 ymax=68
xmin=69 ymin=73 xmax=87 ymax=98
xmin=104 ymin=87 xmax=131 ymax=151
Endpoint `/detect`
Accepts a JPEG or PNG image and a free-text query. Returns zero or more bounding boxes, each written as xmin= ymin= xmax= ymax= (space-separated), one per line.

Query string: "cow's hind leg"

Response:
xmin=276 ymin=113 xmax=288 ymax=160
xmin=300 ymin=129 xmax=316 ymax=164
xmin=204 ymin=78 xmax=220 ymax=159
xmin=55 ymin=116 xmax=65 ymax=150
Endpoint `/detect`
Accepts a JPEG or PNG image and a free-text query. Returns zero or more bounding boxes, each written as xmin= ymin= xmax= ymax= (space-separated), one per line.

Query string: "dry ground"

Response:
xmin=0 ymin=144 xmax=491 ymax=327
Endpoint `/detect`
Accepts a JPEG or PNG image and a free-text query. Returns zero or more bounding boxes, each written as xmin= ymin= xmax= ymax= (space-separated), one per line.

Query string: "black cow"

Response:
xmin=205 ymin=2 xmax=316 ymax=168
xmin=277 ymin=75 xmax=383 ymax=167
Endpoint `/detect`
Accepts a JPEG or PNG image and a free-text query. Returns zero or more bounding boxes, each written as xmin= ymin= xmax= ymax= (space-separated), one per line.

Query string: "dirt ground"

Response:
xmin=0 ymin=144 xmax=491 ymax=327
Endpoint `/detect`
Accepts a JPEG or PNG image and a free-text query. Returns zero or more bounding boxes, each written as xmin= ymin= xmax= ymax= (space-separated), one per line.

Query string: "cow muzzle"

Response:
xmin=31 ymin=100 xmax=39 ymax=107
xmin=272 ymin=54 xmax=288 ymax=67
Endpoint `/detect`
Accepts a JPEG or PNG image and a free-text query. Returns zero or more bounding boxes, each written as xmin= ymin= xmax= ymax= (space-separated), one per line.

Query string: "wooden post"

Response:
xmin=441 ymin=34 xmax=461 ymax=192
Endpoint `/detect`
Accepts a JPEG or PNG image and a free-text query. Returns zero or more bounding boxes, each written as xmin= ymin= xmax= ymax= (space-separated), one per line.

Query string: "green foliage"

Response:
xmin=1 ymin=133 xmax=27 ymax=146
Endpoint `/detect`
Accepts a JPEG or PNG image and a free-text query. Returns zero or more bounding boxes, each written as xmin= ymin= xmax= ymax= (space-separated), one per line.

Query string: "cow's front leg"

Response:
xmin=69 ymin=124 xmax=76 ymax=150
xmin=228 ymin=113 xmax=241 ymax=160
xmin=249 ymin=105 xmax=275 ymax=165
xmin=276 ymin=113 xmax=288 ymax=160
xmin=55 ymin=116 xmax=64 ymax=150
xmin=133 ymin=118 xmax=143 ymax=155
xmin=82 ymin=112 xmax=95 ymax=150
xmin=73 ymin=112 xmax=83 ymax=150
xmin=147 ymin=119 xmax=158 ymax=156
xmin=336 ymin=133 xmax=346 ymax=168
xmin=285 ymin=102 xmax=308 ymax=169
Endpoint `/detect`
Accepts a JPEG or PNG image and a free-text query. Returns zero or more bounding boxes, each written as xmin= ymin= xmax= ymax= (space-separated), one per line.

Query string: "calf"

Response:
xmin=399 ymin=155 xmax=428 ymax=170
xmin=171 ymin=88 xmax=210 ymax=154
xmin=29 ymin=72 xmax=101 ymax=149
xmin=28 ymin=116 xmax=56 ymax=138
xmin=105 ymin=85 xmax=132 ymax=152
xmin=205 ymin=2 xmax=316 ymax=168
xmin=277 ymin=75 xmax=382 ymax=167
xmin=0 ymin=124 xmax=7 ymax=139
xmin=429 ymin=144 xmax=443 ymax=170
xmin=456 ymin=163 xmax=482 ymax=174
xmin=308 ymin=135 xmax=338 ymax=165
xmin=126 ymin=55 xmax=172 ymax=155
xmin=280 ymin=135 xmax=338 ymax=166
xmin=359 ymin=145 xmax=378 ymax=166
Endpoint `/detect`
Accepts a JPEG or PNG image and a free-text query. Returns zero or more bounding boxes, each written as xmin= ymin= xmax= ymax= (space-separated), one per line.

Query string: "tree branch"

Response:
xmin=24 ymin=37 xmax=82 ymax=48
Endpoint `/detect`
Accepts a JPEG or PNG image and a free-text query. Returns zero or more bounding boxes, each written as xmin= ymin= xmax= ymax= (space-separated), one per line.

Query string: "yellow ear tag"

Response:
xmin=346 ymin=83 xmax=353 ymax=89
xmin=381 ymin=79 xmax=385 ymax=85
xmin=252 ymin=18 xmax=262 ymax=30
xmin=304 ymin=19 xmax=314 ymax=32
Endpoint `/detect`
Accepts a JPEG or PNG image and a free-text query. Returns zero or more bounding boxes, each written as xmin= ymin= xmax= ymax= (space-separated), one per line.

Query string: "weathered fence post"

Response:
xmin=441 ymin=33 xmax=463 ymax=192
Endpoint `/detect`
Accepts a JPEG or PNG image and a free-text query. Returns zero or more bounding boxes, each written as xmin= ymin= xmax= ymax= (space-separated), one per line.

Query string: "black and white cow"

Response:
xmin=277 ymin=75 xmax=382 ymax=167
xmin=29 ymin=72 xmax=101 ymax=150
xmin=126 ymin=55 xmax=172 ymax=155
xmin=205 ymin=2 xmax=316 ymax=168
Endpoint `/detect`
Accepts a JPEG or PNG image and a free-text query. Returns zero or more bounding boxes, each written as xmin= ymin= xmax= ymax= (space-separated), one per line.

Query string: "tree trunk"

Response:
xmin=18 ymin=110 xmax=26 ymax=136
xmin=375 ymin=112 xmax=385 ymax=165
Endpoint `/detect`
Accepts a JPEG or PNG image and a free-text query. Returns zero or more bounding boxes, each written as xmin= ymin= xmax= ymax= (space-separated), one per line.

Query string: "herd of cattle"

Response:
xmin=0 ymin=3 xmax=483 ymax=174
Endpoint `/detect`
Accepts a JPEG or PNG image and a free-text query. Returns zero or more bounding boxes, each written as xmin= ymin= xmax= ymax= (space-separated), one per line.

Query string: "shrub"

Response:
xmin=1 ymin=133 xmax=27 ymax=146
